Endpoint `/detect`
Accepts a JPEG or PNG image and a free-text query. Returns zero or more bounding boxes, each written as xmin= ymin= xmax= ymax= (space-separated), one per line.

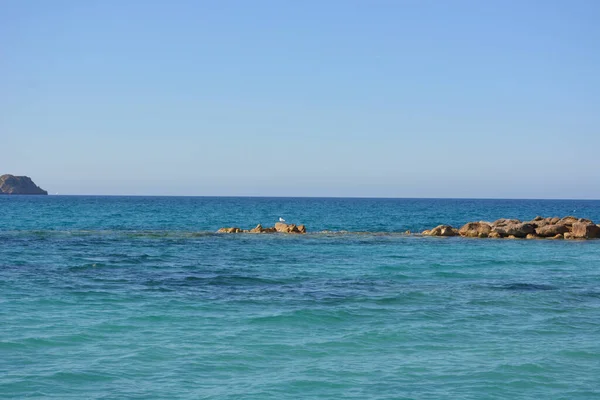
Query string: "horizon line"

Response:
xmin=37 ymin=194 xmax=600 ymax=201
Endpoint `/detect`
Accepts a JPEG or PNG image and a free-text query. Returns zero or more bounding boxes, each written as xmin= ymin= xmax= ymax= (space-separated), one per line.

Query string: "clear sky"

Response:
xmin=1 ymin=0 xmax=599 ymax=198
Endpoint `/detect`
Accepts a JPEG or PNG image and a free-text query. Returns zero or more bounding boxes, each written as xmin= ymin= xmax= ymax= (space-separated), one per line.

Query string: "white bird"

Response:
xmin=279 ymin=217 xmax=286 ymax=222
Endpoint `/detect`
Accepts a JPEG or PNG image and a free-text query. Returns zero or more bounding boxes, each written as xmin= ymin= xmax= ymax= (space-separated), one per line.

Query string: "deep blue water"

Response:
xmin=1 ymin=196 xmax=600 ymax=399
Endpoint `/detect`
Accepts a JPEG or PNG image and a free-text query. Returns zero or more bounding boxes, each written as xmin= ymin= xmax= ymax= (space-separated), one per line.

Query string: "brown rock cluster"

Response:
xmin=423 ymin=216 xmax=600 ymax=240
xmin=218 ymin=222 xmax=306 ymax=234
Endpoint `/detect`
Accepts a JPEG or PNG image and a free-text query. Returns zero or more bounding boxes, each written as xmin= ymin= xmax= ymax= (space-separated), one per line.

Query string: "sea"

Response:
xmin=1 ymin=196 xmax=600 ymax=399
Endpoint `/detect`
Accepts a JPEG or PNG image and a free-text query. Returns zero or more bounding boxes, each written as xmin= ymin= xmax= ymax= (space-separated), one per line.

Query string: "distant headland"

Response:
xmin=0 ymin=174 xmax=48 ymax=195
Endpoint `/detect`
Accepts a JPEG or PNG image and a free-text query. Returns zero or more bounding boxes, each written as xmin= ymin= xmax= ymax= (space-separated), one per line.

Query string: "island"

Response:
xmin=0 ymin=174 xmax=48 ymax=195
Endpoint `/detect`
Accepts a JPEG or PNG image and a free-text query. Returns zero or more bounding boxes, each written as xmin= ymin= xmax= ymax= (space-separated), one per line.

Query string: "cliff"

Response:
xmin=0 ymin=174 xmax=48 ymax=195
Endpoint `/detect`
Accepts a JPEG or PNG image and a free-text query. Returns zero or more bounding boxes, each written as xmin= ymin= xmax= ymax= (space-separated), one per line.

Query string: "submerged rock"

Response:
xmin=0 ymin=174 xmax=47 ymax=195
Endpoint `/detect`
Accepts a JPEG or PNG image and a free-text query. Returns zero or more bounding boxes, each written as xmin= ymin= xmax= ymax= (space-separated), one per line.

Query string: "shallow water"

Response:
xmin=1 ymin=196 xmax=600 ymax=399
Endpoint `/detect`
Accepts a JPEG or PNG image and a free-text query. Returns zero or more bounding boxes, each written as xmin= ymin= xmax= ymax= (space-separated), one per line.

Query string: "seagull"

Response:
xmin=279 ymin=217 xmax=286 ymax=222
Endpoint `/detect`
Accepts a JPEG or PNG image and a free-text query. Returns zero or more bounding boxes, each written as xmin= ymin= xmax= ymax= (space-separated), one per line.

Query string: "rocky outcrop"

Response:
xmin=218 ymin=222 xmax=306 ymax=234
xmin=423 ymin=225 xmax=458 ymax=237
xmin=247 ymin=224 xmax=276 ymax=233
xmin=423 ymin=216 xmax=600 ymax=240
xmin=275 ymin=222 xmax=306 ymax=233
xmin=217 ymin=227 xmax=243 ymax=233
xmin=458 ymin=222 xmax=492 ymax=238
xmin=0 ymin=174 xmax=47 ymax=195
xmin=218 ymin=216 xmax=599 ymax=239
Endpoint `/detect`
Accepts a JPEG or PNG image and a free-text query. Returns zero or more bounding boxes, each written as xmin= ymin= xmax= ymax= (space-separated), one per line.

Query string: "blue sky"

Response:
xmin=1 ymin=0 xmax=599 ymax=197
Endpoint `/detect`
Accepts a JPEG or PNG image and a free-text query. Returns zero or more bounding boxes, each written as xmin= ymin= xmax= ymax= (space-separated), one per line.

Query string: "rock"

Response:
xmin=404 ymin=230 xmax=411 ymax=235
xmin=493 ymin=223 xmax=535 ymax=238
xmin=491 ymin=227 xmax=508 ymax=238
xmin=275 ymin=222 xmax=303 ymax=234
xmin=535 ymin=224 xmax=570 ymax=237
xmin=297 ymin=225 xmax=306 ymax=234
xmin=249 ymin=224 xmax=264 ymax=233
xmin=422 ymin=230 xmax=431 ymax=235
xmin=217 ymin=227 xmax=242 ymax=233
xmin=458 ymin=222 xmax=492 ymax=238
xmin=508 ymin=223 xmax=535 ymax=237
xmin=528 ymin=217 xmax=552 ymax=228
xmin=578 ymin=218 xmax=594 ymax=224
xmin=534 ymin=220 xmax=550 ymax=228
xmin=425 ymin=225 xmax=457 ymax=237
xmin=491 ymin=218 xmax=521 ymax=227
xmin=525 ymin=234 xmax=538 ymax=239
xmin=274 ymin=222 xmax=287 ymax=232
xmin=571 ymin=222 xmax=600 ymax=239
xmin=550 ymin=217 xmax=560 ymax=224
xmin=548 ymin=234 xmax=564 ymax=240
xmin=564 ymin=232 xmax=575 ymax=240
xmin=557 ymin=216 xmax=579 ymax=227
xmin=0 ymin=174 xmax=48 ymax=195
xmin=488 ymin=231 xmax=502 ymax=238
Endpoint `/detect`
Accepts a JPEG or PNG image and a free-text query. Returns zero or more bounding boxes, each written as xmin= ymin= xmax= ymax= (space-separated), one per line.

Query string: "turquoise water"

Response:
xmin=1 ymin=196 xmax=600 ymax=399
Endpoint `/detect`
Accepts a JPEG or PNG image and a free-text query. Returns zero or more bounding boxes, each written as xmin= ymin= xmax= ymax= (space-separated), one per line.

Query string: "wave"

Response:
xmin=492 ymin=283 xmax=558 ymax=291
